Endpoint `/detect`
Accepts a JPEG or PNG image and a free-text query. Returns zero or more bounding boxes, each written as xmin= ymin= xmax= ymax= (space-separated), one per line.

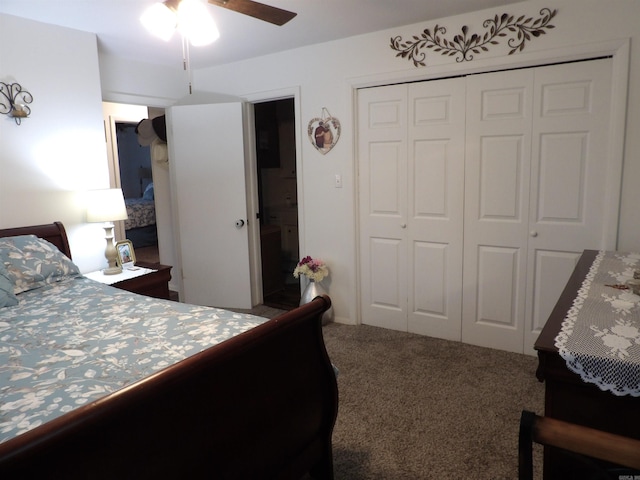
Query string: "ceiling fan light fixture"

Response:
xmin=140 ymin=2 xmax=177 ymax=42
xmin=177 ymin=0 xmax=220 ymax=46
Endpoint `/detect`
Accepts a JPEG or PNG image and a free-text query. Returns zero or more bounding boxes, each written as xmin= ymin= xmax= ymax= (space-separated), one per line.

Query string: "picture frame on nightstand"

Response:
xmin=115 ymin=240 xmax=136 ymax=268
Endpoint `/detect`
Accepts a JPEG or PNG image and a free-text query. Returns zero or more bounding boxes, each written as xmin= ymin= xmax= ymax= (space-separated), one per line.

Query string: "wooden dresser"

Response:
xmin=535 ymin=250 xmax=640 ymax=478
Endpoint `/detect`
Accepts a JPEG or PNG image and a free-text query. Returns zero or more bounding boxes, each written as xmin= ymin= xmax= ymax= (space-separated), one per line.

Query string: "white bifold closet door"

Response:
xmin=462 ymin=59 xmax=613 ymax=354
xmin=358 ymin=78 xmax=466 ymax=340
xmin=358 ymin=57 xmax=615 ymax=354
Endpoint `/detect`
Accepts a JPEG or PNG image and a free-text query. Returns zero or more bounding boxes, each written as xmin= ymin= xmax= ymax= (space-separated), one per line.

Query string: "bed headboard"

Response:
xmin=0 ymin=222 xmax=72 ymax=259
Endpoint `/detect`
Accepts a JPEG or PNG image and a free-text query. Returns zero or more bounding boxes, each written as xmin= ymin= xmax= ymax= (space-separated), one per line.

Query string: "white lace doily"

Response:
xmin=555 ymin=251 xmax=640 ymax=397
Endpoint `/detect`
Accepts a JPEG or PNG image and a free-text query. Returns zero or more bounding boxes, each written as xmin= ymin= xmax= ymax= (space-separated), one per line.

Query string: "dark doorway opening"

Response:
xmin=254 ymin=98 xmax=300 ymax=310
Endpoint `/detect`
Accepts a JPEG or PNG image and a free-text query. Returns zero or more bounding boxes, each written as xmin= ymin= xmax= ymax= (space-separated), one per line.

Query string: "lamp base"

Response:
xmin=102 ymin=224 xmax=122 ymax=275
xmin=103 ymin=265 xmax=123 ymax=275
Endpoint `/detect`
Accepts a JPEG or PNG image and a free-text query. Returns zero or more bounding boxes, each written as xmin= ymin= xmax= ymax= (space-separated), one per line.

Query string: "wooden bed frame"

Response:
xmin=0 ymin=222 xmax=338 ymax=479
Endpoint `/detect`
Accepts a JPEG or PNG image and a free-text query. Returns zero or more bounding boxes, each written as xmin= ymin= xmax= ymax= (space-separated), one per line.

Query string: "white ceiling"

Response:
xmin=0 ymin=0 xmax=520 ymax=69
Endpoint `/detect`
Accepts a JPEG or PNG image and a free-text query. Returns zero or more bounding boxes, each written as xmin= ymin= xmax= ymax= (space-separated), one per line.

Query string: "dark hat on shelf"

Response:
xmin=135 ymin=115 xmax=166 ymax=146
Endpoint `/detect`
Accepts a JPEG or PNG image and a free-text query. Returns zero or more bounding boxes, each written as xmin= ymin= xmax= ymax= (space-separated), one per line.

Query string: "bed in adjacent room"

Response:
xmin=124 ymin=172 xmax=157 ymax=248
xmin=0 ymin=222 xmax=337 ymax=479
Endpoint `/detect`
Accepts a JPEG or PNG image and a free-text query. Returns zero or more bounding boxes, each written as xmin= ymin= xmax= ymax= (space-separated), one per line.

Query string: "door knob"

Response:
xmin=530 ymin=230 xmax=538 ymax=237
xmin=400 ymin=223 xmax=407 ymax=229
xmin=235 ymin=219 xmax=245 ymax=228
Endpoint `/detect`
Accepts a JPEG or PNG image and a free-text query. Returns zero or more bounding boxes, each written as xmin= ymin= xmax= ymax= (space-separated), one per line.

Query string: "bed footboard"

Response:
xmin=0 ymin=295 xmax=338 ymax=479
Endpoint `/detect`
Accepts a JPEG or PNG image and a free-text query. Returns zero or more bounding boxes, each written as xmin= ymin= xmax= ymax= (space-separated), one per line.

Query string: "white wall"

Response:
xmin=0 ymin=14 xmax=112 ymax=272
xmin=5 ymin=0 xmax=640 ymax=325
xmin=187 ymin=0 xmax=640 ymax=325
xmin=99 ymin=54 xmax=186 ymax=108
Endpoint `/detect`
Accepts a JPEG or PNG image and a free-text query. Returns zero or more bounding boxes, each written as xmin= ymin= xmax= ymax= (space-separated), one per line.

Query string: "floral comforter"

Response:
xmin=0 ymin=277 xmax=266 ymax=444
xmin=125 ymin=198 xmax=156 ymax=230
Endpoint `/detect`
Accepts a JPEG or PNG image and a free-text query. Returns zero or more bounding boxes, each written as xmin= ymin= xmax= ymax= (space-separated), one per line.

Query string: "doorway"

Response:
xmin=254 ymin=98 xmax=301 ymax=309
xmin=114 ymin=122 xmax=159 ymax=264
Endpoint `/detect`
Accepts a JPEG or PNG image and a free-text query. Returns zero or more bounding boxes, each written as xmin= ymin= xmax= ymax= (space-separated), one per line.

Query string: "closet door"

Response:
xmin=358 ymin=78 xmax=465 ymax=338
xmin=463 ymin=59 xmax=614 ymax=353
xmin=462 ymin=69 xmax=534 ymax=353
xmin=407 ymin=79 xmax=465 ymax=339
xmin=523 ymin=58 xmax=613 ymax=353
xmin=358 ymin=84 xmax=409 ymax=331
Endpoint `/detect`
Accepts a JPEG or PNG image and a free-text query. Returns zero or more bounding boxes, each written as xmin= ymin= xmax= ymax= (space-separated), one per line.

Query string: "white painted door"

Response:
xmin=358 ymin=58 xmax=618 ymax=353
xmin=523 ymin=59 xmax=614 ymax=353
xmin=407 ymin=79 xmax=466 ymax=340
xmin=358 ymin=78 xmax=466 ymax=339
xmin=358 ymin=84 xmax=409 ymax=331
xmin=462 ymin=59 xmax=614 ymax=353
xmin=462 ymin=68 xmax=534 ymax=353
xmin=167 ymin=102 xmax=253 ymax=309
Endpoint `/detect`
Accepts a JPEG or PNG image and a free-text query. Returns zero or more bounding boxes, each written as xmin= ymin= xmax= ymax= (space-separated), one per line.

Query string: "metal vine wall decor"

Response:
xmin=0 ymin=81 xmax=33 ymax=125
xmin=390 ymin=8 xmax=557 ymax=68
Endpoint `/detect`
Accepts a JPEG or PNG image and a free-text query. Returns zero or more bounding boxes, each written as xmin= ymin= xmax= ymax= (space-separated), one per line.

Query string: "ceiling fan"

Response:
xmin=207 ymin=0 xmax=297 ymax=26
xmin=141 ymin=0 xmax=296 ymax=92
xmin=142 ymin=0 xmax=296 ymax=45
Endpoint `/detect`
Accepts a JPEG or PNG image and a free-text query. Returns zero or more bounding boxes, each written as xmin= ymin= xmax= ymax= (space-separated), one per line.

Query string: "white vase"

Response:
xmin=300 ymin=280 xmax=334 ymax=325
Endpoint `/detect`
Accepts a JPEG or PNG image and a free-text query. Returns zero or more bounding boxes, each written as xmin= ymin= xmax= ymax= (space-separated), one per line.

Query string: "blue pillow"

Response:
xmin=0 ymin=235 xmax=80 ymax=294
xmin=142 ymin=182 xmax=154 ymax=200
xmin=0 ymin=262 xmax=18 ymax=307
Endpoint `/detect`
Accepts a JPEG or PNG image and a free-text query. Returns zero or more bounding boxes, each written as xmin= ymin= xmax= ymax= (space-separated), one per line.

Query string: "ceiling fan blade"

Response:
xmin=208 ymin=0 xmax=296 ymax=26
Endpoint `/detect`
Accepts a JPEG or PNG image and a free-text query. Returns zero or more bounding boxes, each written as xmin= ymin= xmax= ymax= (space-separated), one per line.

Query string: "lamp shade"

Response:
xmin=86 ymin=188 xmax=128 ymax=223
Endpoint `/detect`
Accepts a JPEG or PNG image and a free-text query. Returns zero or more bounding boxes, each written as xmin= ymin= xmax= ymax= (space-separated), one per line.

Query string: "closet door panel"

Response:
xmin=476 ymin=246 xmax=520 ymax=328
xmin=478 ymin=135 xmax=525 ymax=221
xmin=408 ymin=79 xmax=465 ymax=340
xmin=413 ymin=140 xmax=448 ymax=217
xmin=536 ymin=133 xmax=587 ymax=220
xmin=369 ymin=143 xmax=403 ymax=217
xmin=359 ymin=85 xmax=408 ymax=331
xmin=529 ymin=249 xmax=581 ymax=333
xmin=413 ymin=242 xmax=448 ymax=316
xmin=369 ymin=237 xmax=404 ymax=309
xmin=524 ymin=58 xmax=614 ymax=353
xmin=463 ymin=69 xmax=533 ymax=353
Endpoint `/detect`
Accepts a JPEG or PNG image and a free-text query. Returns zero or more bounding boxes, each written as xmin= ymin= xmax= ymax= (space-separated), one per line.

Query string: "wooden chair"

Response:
xmin=518 ymin=410 xmax=640 ymax=480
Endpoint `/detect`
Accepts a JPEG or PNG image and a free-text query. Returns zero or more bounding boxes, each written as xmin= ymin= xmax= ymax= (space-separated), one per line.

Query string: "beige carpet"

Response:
xmin=234 ymin=305 xmax=544 ymax=479
xmin=321 ymin=323 xmax=544 ymax=480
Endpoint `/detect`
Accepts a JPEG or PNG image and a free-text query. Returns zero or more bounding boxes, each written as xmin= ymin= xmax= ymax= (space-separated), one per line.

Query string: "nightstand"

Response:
xmin=85 ymin=263 xmax=172 ymax=300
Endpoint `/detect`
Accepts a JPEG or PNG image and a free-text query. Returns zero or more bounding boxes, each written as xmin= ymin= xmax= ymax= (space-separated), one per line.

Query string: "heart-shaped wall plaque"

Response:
xmin=308 ymin=109 xmax=341 ymax=155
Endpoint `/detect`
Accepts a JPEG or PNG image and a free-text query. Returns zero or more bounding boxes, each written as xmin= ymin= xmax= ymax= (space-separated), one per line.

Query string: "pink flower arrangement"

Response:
xmin=293 ymin=256 xmax=329 ymax=282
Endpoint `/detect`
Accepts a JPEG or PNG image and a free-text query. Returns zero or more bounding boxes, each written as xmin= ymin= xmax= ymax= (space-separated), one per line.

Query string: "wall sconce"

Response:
xmin=0 ymin=81 xmax=33 ymax=125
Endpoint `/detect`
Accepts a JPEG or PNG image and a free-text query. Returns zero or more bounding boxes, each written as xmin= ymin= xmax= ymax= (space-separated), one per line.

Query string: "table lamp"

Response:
xmin=86 ymin=188 xmax=129 ymax=275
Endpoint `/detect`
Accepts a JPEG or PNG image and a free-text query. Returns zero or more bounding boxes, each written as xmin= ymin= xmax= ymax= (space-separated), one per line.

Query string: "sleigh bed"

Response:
xmin=0 ymin=222 xmax=338 ymax=479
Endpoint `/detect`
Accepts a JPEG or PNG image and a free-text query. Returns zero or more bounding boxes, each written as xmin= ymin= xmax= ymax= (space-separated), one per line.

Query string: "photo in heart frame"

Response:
xmin=308 ymin=109 xmax=341 ymax=155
